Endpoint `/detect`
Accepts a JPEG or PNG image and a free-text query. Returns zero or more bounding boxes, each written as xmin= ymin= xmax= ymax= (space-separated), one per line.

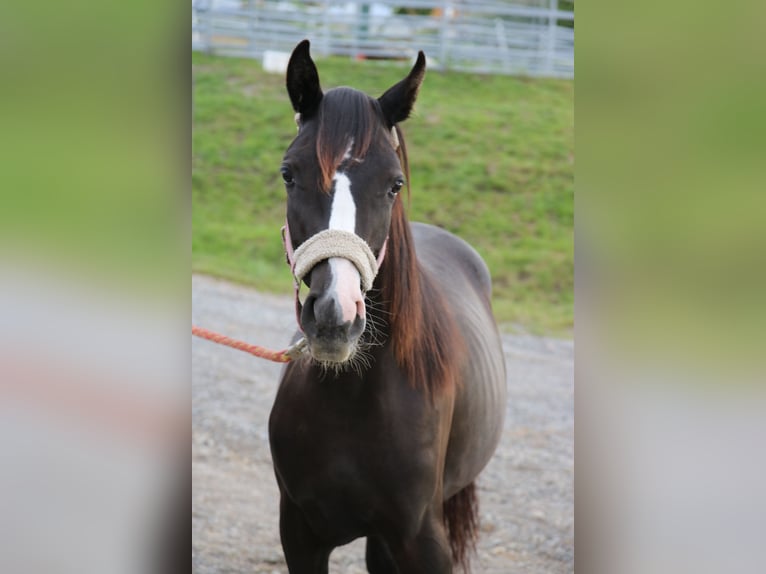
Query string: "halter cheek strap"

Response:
xmin=281 ymin=222 xmax=388 ymax=331
xmin=281 ymin=223 xmax=303 ymax=330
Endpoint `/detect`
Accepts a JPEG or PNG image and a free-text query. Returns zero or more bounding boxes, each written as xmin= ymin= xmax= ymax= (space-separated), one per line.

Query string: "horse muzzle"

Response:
xmin=300 ymin=257 xmax=366 ymax=363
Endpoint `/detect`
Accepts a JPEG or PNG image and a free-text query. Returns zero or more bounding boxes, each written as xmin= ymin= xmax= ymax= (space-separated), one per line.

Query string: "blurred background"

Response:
xmin=0 ymin=3 xmax=187 ymax=573
xmin=577 ymin=1 xmax=766 ymax=573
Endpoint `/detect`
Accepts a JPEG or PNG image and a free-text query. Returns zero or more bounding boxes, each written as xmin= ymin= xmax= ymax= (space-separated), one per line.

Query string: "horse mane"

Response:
xmin=378 ymin=126 xmax=465 ymax=397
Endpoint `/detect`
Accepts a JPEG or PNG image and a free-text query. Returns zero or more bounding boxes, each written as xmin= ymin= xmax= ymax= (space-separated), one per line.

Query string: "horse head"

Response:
xmin=282 ymin=40 xmax=425 ymax=365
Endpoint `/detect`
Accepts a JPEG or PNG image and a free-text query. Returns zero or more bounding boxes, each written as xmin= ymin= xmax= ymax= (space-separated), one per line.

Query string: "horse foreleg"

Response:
xmin=365 ymin=535 xmax=397 ymax=573
xmin=387 ymin=512 xmax=453 ymax=574
xmin=278 ymin=494 xmax=331 ymax=574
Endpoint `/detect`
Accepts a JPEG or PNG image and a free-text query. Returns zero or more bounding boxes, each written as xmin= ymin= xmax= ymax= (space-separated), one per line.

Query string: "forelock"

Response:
xmin=315 ymin=88 xmax=386 ymax=192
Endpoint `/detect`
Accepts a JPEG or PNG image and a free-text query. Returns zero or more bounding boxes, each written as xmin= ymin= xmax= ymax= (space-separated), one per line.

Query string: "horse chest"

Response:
xmin=269 ymin=372 xmax=444 ymax=537
xmin=270 ymin=389 xmax=433 ymax=486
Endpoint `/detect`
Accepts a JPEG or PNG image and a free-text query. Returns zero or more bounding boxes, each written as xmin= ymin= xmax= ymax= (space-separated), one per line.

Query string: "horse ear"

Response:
xmin=378 ymin=51 xmax=426 ymax=127
xmin=286 ymin=39 xmax=323 ymax=117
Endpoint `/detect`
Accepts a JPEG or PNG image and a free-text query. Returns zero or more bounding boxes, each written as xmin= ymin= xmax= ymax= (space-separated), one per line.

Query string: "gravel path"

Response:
xmin=192 ymin=274 xmax=573 ymax=573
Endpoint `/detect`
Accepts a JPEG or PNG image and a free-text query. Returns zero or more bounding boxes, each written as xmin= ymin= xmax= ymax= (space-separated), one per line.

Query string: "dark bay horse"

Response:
xmin=268 ymin=40 xmax=507 ymax=573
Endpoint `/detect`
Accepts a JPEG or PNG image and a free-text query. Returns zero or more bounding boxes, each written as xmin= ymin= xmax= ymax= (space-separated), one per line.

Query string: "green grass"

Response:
xmin=193 ymin=52 xmax=573 ymax=336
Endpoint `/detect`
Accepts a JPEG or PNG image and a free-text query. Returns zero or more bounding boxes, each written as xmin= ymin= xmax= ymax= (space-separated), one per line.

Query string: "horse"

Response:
xmin=268 ymin=40 xmax=507 ymax=573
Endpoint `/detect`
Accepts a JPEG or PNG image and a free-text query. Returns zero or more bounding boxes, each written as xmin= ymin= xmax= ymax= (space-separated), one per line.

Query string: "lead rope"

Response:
xmin=192 ymin=325 xmax=307 ymax=363
xmin=191 ymin=225 xmax=308 ymax=364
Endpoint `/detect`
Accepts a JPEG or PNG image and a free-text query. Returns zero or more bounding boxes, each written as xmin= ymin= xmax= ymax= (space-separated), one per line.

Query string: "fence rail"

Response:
xmin=192 ymin=1 xmax=573 ymax=78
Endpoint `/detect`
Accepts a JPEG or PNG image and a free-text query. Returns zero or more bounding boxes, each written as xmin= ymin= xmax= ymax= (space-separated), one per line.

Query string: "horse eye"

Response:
xmin=389 ymin=178 xmax=404 ymax=197
xmin=280 ymin=166 xmax=295 ymax=186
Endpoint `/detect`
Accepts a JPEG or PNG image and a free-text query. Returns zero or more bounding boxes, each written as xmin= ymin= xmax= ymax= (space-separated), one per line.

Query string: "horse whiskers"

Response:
xmin=346 ymin=347 xmax=373 ymax=377
xmin=364 ymin=288 xmax=391 ymax=317
xmin=312 ymin=343 xmax=371 ymax=378
xmin=361 ymin=317 xmax=388 ymax=356
xmin=309 ymin=305 xmax=387 ymax=377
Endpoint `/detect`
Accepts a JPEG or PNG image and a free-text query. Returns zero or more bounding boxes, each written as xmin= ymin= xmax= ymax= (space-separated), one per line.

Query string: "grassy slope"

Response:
xmin=192 ymin=52 xmax=573 ymax=335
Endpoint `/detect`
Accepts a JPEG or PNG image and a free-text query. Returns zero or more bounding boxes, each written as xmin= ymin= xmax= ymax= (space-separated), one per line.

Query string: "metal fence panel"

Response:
xmin=192 ymin=0 xmax=574 ymax=78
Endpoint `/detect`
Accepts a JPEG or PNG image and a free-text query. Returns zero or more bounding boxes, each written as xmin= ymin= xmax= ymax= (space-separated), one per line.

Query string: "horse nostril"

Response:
xmin=313 ymin=292 xmax=339 ymax=325
xmin=307 ymin=289 xmax=352 ymax=324
xmin=300 ymin=293 xmax=317 ymax=332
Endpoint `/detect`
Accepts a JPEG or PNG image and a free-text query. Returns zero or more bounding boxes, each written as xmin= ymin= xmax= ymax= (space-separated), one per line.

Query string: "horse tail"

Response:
xmin=443 ymin=481 xmax=480 ymax=572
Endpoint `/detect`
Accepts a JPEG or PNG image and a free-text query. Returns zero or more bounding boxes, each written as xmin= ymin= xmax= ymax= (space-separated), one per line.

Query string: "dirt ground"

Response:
xmin=192 ymin=274 xmax=573 ymax=573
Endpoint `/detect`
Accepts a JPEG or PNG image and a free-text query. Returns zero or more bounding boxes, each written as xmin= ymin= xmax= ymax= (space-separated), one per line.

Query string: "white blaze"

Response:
xmin=327 ymin=171 xmax=365 ymax=322
xmin=328 ymin=172 xmax=356 ymax=232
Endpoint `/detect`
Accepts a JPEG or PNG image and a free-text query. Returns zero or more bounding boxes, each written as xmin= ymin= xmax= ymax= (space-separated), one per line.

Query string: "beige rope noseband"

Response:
xmin=293 ymin=229 xmax=379 ymax=293
xmin=282 ymin=222 xmax=388 ymax=330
